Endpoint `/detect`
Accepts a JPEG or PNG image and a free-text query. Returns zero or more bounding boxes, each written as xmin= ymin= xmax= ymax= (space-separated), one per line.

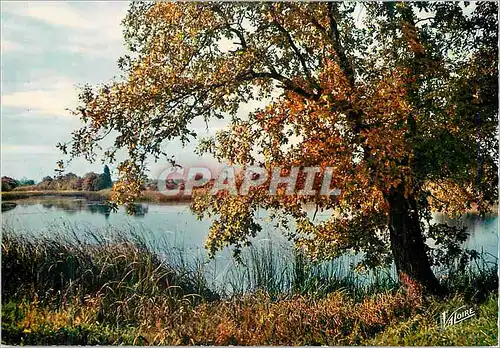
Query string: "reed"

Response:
xmin=1 ymin=224 xmax=498 ymax=345
xmin=1 ymin=225 xmax=218 ymax=325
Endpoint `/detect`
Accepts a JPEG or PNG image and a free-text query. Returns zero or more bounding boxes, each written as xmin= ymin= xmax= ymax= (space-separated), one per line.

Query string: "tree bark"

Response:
xmin=386 ymin=184 xmax=447 ymax=296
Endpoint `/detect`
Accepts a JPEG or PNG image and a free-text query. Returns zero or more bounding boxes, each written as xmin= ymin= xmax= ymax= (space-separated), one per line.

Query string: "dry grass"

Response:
xmin=3 ymin=287 xmax=496 ymax=345
xmin=138 ymin=190 xmax=192 ymax=203
xmin=1 ymin=189 xmax=193 ymax=203
xmin=1 ymin=226 xmax=498 ymax=345
xmin=1 ymin=190 xmax=110 ymax=201
xmin=2 ymin=287 xmax=423 ymax=345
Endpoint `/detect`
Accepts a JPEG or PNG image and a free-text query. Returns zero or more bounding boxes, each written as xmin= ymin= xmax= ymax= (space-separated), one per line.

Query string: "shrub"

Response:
xmin=1 ymin=176 xmax=19 ymax=192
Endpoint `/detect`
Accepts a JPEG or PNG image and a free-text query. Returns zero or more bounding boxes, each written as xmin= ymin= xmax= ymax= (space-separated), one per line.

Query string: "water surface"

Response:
xmin=2 ymin=197 xmax=498 ymax=288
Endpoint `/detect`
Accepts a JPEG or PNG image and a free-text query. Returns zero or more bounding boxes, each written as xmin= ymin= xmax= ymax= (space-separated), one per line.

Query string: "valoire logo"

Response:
xmin=440 ymin=305 xmax=476 ymax=328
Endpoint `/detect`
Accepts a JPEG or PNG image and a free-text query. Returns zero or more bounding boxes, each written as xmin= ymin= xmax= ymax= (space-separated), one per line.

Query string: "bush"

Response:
xmin=1 ymin=176 xmax=18 ymax=192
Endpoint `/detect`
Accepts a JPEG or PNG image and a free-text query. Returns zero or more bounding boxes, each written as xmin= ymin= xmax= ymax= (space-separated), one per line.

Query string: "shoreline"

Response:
xmin=1 ymin=191 xmax=497 ymax=214
xmin=0 ymin=190 xmax=193 ymax=203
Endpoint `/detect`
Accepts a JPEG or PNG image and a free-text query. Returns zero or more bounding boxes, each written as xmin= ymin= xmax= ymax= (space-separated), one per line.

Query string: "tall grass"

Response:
xmin=1 ymin=225 xmax=218 ymax=326
xmin=221 ymin=240 xmax=399 ymax=300
xmin=221 ymin=238 xmax=497 ymax=301
xmin=435 ymin=250 xmax=499 ymax=303
xmin=3 ymin=223 xmax=497 ymax=302
xmin=1 ymin=223 xmax=498 ymax=345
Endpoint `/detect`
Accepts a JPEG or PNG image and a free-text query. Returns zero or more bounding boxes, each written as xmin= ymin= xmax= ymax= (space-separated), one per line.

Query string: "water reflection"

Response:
xmin=1 ymin=202 xmax=17 ymax=213
xmin=5 ymin=198 xmax=149 ymax=218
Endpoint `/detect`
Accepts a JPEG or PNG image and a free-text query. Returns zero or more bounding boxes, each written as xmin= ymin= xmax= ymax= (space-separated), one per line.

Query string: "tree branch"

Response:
xmin=270 ymin=15 xmax=311 ymax=79
xmin=327 ymin=3 xmax=355 ymax=86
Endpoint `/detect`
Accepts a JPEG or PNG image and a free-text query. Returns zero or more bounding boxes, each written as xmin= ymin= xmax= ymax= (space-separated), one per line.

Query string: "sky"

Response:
xmin=1 ymin=1 xmax=227 ymax=182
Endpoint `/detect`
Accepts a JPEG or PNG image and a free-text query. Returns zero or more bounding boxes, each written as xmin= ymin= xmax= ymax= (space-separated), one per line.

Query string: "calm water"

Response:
xmin=1 ymin=198 xmax=290 ymax=250
xmin=1 ymin=197 xmax=498 ymax=287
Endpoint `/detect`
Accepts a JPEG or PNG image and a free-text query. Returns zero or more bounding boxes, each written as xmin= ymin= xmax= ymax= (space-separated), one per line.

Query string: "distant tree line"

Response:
xmin=1 ymin=166 xmax=113 ymax=192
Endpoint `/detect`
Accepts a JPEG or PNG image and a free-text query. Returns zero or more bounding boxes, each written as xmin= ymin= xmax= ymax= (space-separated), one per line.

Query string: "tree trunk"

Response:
xmin=386 ymin=184 xmax=446 ymax=296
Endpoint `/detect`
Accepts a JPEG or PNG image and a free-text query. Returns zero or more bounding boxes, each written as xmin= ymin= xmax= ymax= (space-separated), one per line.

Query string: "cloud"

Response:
xmin=2 ymin=2 xmax=92 ymax=30
xmin=1 ymin=2 xmax=129 ymax=56
xmin=1 ymin=76 xmax=78 ymax=117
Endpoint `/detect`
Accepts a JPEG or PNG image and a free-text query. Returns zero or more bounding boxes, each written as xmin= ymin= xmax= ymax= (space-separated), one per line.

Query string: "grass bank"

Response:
xmin=1 ymin=190 xmax=111 ymax=201
xmin=1 ymin=226 xmax=498 ymax=345
xmin=1 ymin=189 xmax=192 ymax=203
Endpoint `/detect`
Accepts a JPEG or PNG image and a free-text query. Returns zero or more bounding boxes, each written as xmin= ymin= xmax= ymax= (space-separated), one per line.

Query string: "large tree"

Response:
xmin=60 ymin=2 xmax=498 ymax=294
xmin=98 ymin=165 xmax=113 ymax=190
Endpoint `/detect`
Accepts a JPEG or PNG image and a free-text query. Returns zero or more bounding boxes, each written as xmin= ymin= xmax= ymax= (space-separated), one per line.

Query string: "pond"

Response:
xmin=1 ymin=197 xmax=498 ymax=291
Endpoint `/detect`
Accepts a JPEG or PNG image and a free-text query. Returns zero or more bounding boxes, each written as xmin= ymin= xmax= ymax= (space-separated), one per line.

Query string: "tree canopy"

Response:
xmin=61 ymin=2 xmax=498 ymax=291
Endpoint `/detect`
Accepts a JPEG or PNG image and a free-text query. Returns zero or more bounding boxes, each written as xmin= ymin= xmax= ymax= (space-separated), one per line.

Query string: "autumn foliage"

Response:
xmin=62 ymin=2 xmax=498 ymax=292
